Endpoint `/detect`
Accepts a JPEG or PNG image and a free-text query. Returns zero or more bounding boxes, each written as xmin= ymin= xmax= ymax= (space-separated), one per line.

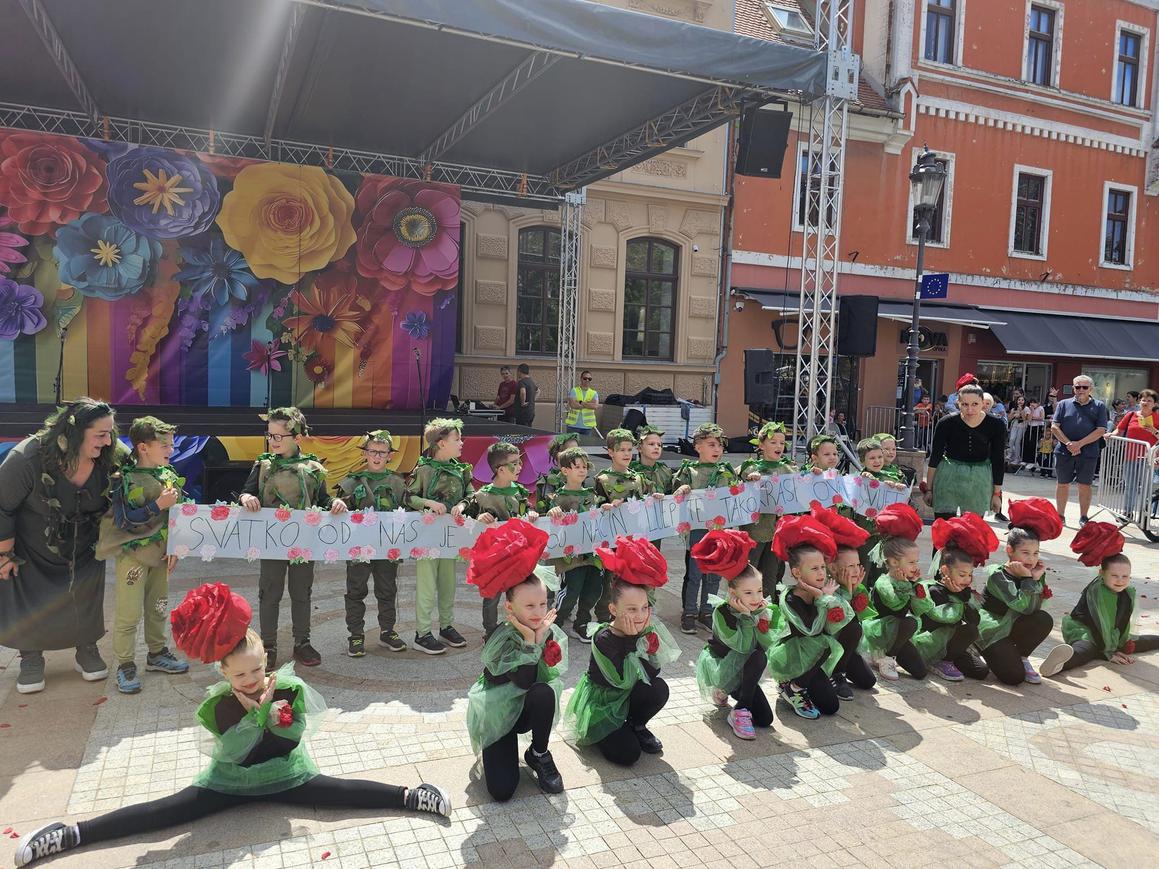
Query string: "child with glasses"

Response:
xmin=239 ymin=407 xmax=347 ymax=670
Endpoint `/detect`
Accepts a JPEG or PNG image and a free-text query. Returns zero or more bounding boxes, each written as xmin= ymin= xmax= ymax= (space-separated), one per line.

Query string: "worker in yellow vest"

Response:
xmin=565 ymin=371 xmax=600 ymax=435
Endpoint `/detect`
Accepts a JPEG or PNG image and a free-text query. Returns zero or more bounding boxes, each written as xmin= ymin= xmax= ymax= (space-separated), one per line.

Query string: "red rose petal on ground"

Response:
xmin=9 ymin=831 xmax=18 ymax=838
xmin=93 ymin=697 xmax=108 ymax=705
xmin=321 ymin=852 xmax=331 ymax=860
xmin=3 ymin=827 xmax=11 ymax=834
xmin=1102 ymin=686 xmax=1112 ymax=692
xmin=1122 ymin=704 xmax=1128 ymax=708
xmin=0 ymin=723 xmax=10 ymax=728
xmin=18 ymin=704 xmax=27 ymax=708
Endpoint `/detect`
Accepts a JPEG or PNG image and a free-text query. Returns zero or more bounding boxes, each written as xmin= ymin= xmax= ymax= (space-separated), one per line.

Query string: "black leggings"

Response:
xmin=980 ymin=610 xmax=1053 ymax=685
xmin=77 ymin=775 xmax=405 ymax=845
xmin=882 ymin=615 xmax=927 ymax=679
xmin=943 ymin=623 xmax=990 ymax=679
xmin=731 ymin=649 xmax=774 ymax=727
xmin=797 ymin=664 xmax=840 ymax=716
xmin=1062 ymin=635 xmax=1159 ymax=671
xmin=595 ymin=678 xmax=669 ymax=767
xmin=749 ymin=540 xmax=785 ymax=598
xmin=481 ymin=681 xmax=556 ymax=802
xmin=835 ymin=620 xmax=876 ymax=690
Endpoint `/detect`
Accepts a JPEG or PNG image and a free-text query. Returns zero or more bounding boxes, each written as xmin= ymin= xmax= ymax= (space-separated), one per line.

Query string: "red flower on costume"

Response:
xmin=1124 ymin=640 xmax=1137 ymax=654
xmin=827 ymin=607 xmax=845 ymax=624
xmin=1008 ymin=498 xmax=1063 ymax=542
xmin=1070 ymin=520 xmax=1125 ymax=567
xmin=690 ymin=529 xmax=756 ymax=580
xmin=276 ymin=703 xmax=294 ymax=728
xmin=873 ymin=503 xmax=922 ymax=541
xmin=0 ymin=132 xmax=108 ymax=234
xmin=852 ymin=593 xmax=869 ymax=613
xmin=467 ymin=518 xmax=549 ymax=598
xmin=930 ymin=512 xmax=998 ymax=566
xmin=645 ymin=631 xmax=661 ymax=655
xmin=809 ymin=501 xmax=870 ymax=549
xmin=757 ymin=615 xmax=770 ymax=633
xmin=595 ymin=535 xmax=668 ymax=588
xmin=1041 ymin=584 xmax=1053 ymax=600
xmin=170 ymin=582 xmax=252 ymax=664
xmin=274 ymin=506 xmax=292 ymax=522
xmin=914 ymin=583 xmax=927 ymax=599
xmin=542 ymin=639 xmax=562 ymax=667
xmin=771 ymin=514 xmax=837 ymax=563
xmin=210 ymin=505 xmax=230 ymax=521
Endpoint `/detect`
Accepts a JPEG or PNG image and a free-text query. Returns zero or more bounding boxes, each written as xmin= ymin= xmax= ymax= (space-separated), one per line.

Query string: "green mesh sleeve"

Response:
xmin=920 ymin=583 xmax=965 ymax=625
xmin=985 ymin=566 xmax=1043 ymax=614
xmin=873 ymin=575 xmax=914 ymax=614
xmin=777 ymin=588 xmax=829 ymax=637
xmin=480 ymin=623 xmax=544 ymax=676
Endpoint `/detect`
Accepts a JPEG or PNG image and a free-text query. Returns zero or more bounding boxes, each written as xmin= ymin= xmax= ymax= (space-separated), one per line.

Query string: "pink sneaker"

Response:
xmin=711 ymin=687 xmax=730 ymax=708
xmin=727 ymin=708 xmax=756 ymax=740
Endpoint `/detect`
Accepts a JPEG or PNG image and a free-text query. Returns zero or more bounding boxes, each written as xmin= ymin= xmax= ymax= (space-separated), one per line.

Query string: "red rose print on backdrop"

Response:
xmin=0 ymin=132 xmax=108 ymax=235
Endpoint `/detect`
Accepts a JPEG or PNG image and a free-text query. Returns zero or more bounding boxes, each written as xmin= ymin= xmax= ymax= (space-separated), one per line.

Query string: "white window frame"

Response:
xmin=918 ymin=0 xmax=967 ymax=67
xmin=762 ymin=2 xmax=814 ymax=41
xmin=1007 ymin=164 xmax=1053 ymax=261
xmin=1111 ymin=21 xmax=1149 ymax=109
xmin=906 ymin=148 xmax=954 ymax=250
xmin=1022 ymin=0 xmax=1064 ymax=89
xmin=1099 ymin=181 xmax=1137 ymax=271
xmin=791 ymin=143 xmax=810 ymax=232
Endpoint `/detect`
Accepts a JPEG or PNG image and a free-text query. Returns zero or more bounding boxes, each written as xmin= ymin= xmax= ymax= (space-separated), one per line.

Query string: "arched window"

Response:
xmin=623 ymin=237 xmax=677 ymax=360
xmin=516 ymin=226 xmax=561 ymax=355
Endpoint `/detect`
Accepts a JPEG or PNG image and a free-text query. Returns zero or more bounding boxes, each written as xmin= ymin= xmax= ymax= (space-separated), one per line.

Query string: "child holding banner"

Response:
xmin=406 ymin=418 xmax=474 ymax=655
xmin=859 ymin=439 xmax=907 ymax=488
xmin=455 ymin=442 xmax=537 ymax=640
xmin=465 ymin=519 xmax=567 ymax=802
xmin=239 ymin=408 xmax=347 ymax=671
xmin=805 ymin=434 xmax=841 ymax=472
xmin=336 ymin=430 xmax=408 ymax=656
xmin=863 ymin=504 xmax=929 ymax=681
xmin=630 ymin=425 xmax=674 ymax=495
xmin=568 ymin=535 xmax=678 ymax=765
xmin=535 ymin=434 xmax=580 ymax=513
xmin=673 ymin=423 xmax=740 ymax=635
xmin=738 ymin=422 xmax=797 ymax=597
xmin=96 ymin=416 xmax=189 ymax=695
xmin=548 ymin=447 xmax=606 ymax=643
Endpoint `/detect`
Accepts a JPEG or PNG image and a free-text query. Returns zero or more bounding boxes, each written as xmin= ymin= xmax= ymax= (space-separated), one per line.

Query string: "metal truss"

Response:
xmin=0 ymin=103 xmax=565 ymax=205
xmin=18 ymin=0 xmax=100 ymax=122
xmin=420 ymin=51 xmax=561 ymax=165
xmin=555 ymin=189 xmax=585 ymax=429
xmin=265 ymin=1 xmax=308 ymax=144
xmin=792 ymin=0 xmax=857 ymax=457
xmin=551 ymin=85 xmax=751 ymax=191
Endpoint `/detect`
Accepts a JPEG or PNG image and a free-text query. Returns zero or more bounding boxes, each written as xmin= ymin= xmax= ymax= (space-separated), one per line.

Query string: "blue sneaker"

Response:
xmin=778 ymin=682 xmax=821 ymax=720
xmin=116 ymin=663 xmax=141 ymax=694
xmin=145 ymin=648 xmax=190 ymax=674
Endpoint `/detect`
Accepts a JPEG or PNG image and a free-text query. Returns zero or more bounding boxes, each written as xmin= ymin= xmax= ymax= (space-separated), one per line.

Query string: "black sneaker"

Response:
xmin=265 ymin=648 xmax=277 ymax=672
xmin=575 ymin=625 xmax=593 ymax=645
xmin=1080 ymin=516 xmax=1090 ymax=527
xmin=414 ymin=633 xmax=446 ymax=655
xmin=379 ymin=630 xmax=408 ymax=652
xmin=634 ymin=726 xmax=663 ymax=754
xmin=74 ymin=644 xmax=108 ymax=681
xmin=347 ymin=636 xmax=366 ymax=658
xmin=680 ymin=614 xmax=697 ymax=634
xmin=14 ymin=822 xmax=77 ymax=866
xmin=439 ymin=625 xmax=467 ymax=648
xmin=405 ymin=782 xmax=452 ymax=818
xmin=293 ymin=642 xmax=321 ymax=667
xmin=17 ymin=652 xmax=45 ymax=695
xmin=523 ymin=747 xmax=564 ymax=794
xmin=697 ymin=612 xmax=714 ymax=632
xmin=830 ymin=673 xmax=854 ymax=701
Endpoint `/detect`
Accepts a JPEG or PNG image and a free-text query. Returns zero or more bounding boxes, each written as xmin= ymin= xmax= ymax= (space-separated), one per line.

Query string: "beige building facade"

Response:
xmin=451 ymin=0 xmax=732 ymax=425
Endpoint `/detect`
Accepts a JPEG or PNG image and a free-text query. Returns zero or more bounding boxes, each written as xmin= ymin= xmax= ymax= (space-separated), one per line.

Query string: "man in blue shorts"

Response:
xmin=1050 ymin=375 xmax=1108 ymax=526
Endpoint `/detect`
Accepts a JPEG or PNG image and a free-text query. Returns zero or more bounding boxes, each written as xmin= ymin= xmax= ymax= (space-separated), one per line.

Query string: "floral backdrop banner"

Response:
xmin=0 ymin=129 xmax=460 ymax=409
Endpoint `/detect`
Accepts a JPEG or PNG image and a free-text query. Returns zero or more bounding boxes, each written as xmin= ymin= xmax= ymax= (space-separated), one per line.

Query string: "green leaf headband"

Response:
xmin=361 ymin=430 xmax=394 ymax=450
xmin=548 ymin=432 xmax=579 ymax=459
xmin=750 ymin=421 xmax=787 ymax=445
xmin=635 ymin=424 xmax=665 ymax=439
xmin=692 ymin=422 xmax=725 ymax=442
xmin=808 ymin=434 xmax=837 ymax=453
xmin=606 ymin=428 xmax=637 ymax=447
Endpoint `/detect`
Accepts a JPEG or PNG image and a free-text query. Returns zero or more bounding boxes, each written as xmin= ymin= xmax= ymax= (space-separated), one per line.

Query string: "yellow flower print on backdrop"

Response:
xmin=216 ymin=163 xmax=356 ymax=284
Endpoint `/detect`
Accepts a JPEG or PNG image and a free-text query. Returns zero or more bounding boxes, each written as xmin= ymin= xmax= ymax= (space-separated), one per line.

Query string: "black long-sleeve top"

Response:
xmin=920 ymin=585 xmax=980 ymax=633
xmin=484 ymin=661 xmax=539 ymax=690
xmin=928 ymin=413 xmax=1006 ymax=485
xmin=213 ymin=687 xmax=300 ymax=766
xmin=588 ymin=628 xmax=659 ymax=688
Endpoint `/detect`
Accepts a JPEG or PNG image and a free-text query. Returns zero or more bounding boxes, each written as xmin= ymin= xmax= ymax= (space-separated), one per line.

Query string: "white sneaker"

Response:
xmin=711 ymin=687 xmax=730 ymax=708
xmin=876 ymin=656 xmax=900 ymax=681
xmin=1038 ymin=644 xmax=1073 ymax=678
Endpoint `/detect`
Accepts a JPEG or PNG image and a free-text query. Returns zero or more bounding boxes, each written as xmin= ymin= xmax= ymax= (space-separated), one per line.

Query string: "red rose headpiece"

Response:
xmin=809 ymin=501 xmax=870 ymax=549
xmin=931 ymin=512 xmax=998 ymax=566
xmin=466 ymin=518 xmax=549 ymax=598
xmin=170 ymin=582 xmax=253 ymax=664
xmin=595 ymin=535 xmax=668 ymax=588
xmin=1007 ymin=498 xmax=1062 ymax=542
xmin=690 ymin=529 xmax=756 ymax=580
xmin=956 ymin=372 xmax=979 ymax=390
xmin=874 ymin=503 xmax=922 ymax=541
xmin=772 ymin=515 xmax=837 ymax=563
xmin=1070 ymin=521 xmax=1125 ymax=567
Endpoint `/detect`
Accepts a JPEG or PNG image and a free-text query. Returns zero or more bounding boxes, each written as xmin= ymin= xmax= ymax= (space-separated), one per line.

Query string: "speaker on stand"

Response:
xmin=837 ymin=295 xmax=879 ymax=357
xmin=735 ymin=105 xmax=792 ymax=179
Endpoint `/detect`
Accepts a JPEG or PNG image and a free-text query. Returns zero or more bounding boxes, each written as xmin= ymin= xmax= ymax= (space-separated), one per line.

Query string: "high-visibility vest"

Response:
xmin=565 ymin=386 xmax=598 ymax=428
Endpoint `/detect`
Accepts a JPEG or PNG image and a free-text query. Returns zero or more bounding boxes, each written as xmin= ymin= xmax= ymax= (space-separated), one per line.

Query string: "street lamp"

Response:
xmin=900 ymin=146 xmax=947 ymax=451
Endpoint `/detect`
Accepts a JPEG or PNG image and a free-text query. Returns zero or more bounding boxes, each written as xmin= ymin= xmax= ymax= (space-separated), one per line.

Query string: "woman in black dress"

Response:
xmin=0 ymin=399 xmax=122 ymax=694
xmin=924 ymin=385 xmax=1006 ymax=520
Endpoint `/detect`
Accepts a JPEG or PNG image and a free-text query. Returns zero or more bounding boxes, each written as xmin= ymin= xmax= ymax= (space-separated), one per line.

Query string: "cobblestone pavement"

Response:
xmin=1 ymin=474 xmax=1157 ymax=868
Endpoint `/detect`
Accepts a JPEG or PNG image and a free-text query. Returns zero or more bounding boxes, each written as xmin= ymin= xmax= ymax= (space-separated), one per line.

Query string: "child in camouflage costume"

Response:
xmin=337 ymin=430 xmax=408 ymax=657
xmin=239 ymin=407 xmax=347 ymax=670
xmin=96 ymin=416 xmax=190 ymax=694
xmin=594 ymin=429 xmax=652 ymax=504
xmin=406 ymin=418 xmax=474 ymax=655
xmin=737 ymin=421 xmax=797 ymax=596
xmin=454 ymin=442 xmax=537 ymax=639
xmin=547 ymin=447 xmax=606 ymax=642
xmin=535 ymin=434 xmax=580 ymax=513
xmin=629 ymin=425 xmax=674 ymax=495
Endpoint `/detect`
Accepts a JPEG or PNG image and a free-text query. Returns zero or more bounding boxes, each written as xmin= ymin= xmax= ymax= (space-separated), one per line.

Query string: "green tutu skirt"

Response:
xmin=976 ymin=609 xmax=1018 ymax=651
xmin=766 ymin=633 xmax=843 ymax=684
xmin=913 ymin=623 xmax=955 ymax=664
xmin=566 ymin=675 xmax=630 ymax=746
xmin=932 ymin=457 xmax=992 ymax=516
xmin=695 ymin=645 xmax=755 ymax=701
xmin=862 ymin=614 xmax=905 ymax=657
xmin=467 ymin=676 xmax=562 ymax=755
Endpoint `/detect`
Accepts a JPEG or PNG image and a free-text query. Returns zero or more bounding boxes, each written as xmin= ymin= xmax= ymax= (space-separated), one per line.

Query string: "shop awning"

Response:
xmin=876 ymin=301 xmax=1008 ymax=329
xmin=735 ymin=290 xmax=833 ymax=312
xmin=988 ymin=309 xmax=1159 ymax=362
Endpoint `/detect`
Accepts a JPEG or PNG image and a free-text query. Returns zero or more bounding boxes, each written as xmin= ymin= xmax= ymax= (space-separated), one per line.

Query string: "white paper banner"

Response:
xmin=167 ymin=472 xmax=909 ymax=563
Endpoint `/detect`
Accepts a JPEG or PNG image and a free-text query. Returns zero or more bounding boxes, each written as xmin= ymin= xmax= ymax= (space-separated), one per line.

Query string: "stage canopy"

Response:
xmin=0 ymin=0 xmax=829 ymax=204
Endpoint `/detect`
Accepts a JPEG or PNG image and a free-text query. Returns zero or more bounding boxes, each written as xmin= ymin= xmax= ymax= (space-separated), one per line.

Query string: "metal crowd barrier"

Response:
xmin=860 ymin=405 xmax=934 ymax=454
xmin=1096 ymin=436 xmax=1159 ymax=541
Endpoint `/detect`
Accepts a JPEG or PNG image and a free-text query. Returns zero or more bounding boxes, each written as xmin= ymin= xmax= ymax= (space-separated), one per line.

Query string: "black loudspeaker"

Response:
xmin=621 ymin=408 xmax=647 ymax=435
xmin=837 ymin=295 xmax=879 ymax=357
xmin=736 ymin=107 xmax=792 ymax=178
xmin=744 ymin=349 xmax=778 ymax=405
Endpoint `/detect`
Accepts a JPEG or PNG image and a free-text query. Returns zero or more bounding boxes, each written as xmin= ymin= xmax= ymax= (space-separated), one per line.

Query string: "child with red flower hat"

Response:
xmin=767 ymin=516 xmax=859 ymax=718
xmin=1042 ymin=522 xmax=1159 ymax=676
xmin=976 ymin=498 xmax=1061 ymax=685
xmin=810 ymin=503 xmax=878 ymax=697
xmin=14 ymin=582 xmax=449 ymax=867
xmin=860 ymin=504 xmax=930 ymax=681
xmin=914 ymin=513 xmax=997 ymax=682
xmin=692 ymin=529 xmax=781 ymax=739
xmin=464 ymin=519 xmax=568 ymax=801
xmin=566 ymin=535 xmax=680 ymax=765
